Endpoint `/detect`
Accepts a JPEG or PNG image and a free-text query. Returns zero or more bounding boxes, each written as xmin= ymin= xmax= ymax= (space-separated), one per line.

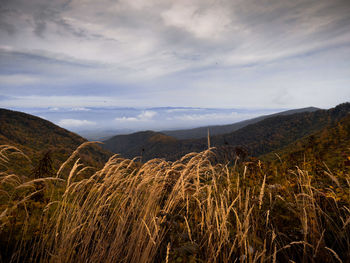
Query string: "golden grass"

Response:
xmin=0 ymin=144 xmax=349 ymax=262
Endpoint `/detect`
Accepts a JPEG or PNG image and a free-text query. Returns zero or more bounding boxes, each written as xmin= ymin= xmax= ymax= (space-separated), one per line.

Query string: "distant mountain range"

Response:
xmin=1 ymin=103 xmax=349 ymax=169
xmin=103 ymin=103 xmax=350 ymax=161
xmin=161 ymin=107 xmax=320 ymax=139
xmin=78 ymin=128 xmax=135 ymax=141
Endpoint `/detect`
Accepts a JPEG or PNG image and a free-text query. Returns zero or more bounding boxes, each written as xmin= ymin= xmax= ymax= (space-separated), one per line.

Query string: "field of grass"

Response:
xmin=0 ymin=143 xmax=349 ymax=262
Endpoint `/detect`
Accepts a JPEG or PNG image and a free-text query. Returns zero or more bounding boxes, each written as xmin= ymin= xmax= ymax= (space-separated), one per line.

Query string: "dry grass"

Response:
xmin=0 ymin=144 xmax=349 ymax=262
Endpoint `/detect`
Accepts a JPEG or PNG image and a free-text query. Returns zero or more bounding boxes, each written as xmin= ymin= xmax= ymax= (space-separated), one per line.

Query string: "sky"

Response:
xmin=0 ymin=0 xmax=350 ymax=132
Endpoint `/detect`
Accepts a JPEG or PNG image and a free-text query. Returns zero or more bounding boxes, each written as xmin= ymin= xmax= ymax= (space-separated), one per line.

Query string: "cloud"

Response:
xmin=161 ymin=2 xmax=231 ymax=39
xmin=0 ymin=0 xmax=349 ymax=109
xmin=115 ymin=116 xmax=138 ymax=122
xmin=0 ymin=74 xmax=42 ymax=86
xmin=49 ymin=107 xmax=60 ymax=111
xmin=58 ymin=118 xmax=96 ymax=128
xmin=138 ymin=110 xmax=157 ymax=119
xmin=115 ymin=110 xmax=157 ymax=122
xmin=0 ymin=95 xmax=140 ymax=108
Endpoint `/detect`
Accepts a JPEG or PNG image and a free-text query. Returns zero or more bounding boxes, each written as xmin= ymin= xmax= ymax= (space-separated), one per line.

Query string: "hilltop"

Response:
xmin=0 ymin=108 xmax=112 ymax=175
xmin=103 ymin=130 xmax=178 ymax=160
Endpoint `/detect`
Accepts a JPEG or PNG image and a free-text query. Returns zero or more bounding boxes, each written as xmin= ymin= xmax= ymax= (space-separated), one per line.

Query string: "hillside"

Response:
xmin=0 ymin=108 xmax=112 ymax=175
xmin=1 ymin=124 xmax=349 ymax=263
xmin=77 ymin=128 xmax=135 ymax=141
xmin=265 ymin=113 xmax=350 ymax=171
xmin=1 ymin=106 xmax=350 ymax=263
xmin=209 ymin=103 xmax=350 ymax=156
xmin=103 ymin=103 xmax=350 ymax=161
xmin=103 ymin=130 xmax=179 ymax=160
xmin=162 ymin=107 xmax=319 ymax=139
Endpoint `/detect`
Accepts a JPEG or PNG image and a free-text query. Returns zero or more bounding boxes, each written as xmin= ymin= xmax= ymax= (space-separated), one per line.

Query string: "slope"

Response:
xmin=0 ymin=108 xmax=112 ymax=175
xmin=103 ymin=130 xmax=179 ymax=160
xmin=264 ymin=113 xmax=350 ymax=171
xmin=103 ymin=103 xmax=350 ymax=161
xmin=162 ymin=107 xmax=320 ymax=139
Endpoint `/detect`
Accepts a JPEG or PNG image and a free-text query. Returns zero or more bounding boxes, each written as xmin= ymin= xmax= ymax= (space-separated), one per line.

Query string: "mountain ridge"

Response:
xmin=103 ymin=103 xmax=350 ymax=161
xmin=161 ymin=107 xmax=320 ymax=140
xmin=264 ymin=112 xmax=350 ymax=171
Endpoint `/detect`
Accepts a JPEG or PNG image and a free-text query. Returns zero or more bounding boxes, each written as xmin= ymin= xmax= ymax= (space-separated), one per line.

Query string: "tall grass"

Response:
xmin=0 ymin=144 xmax=349 ymax=262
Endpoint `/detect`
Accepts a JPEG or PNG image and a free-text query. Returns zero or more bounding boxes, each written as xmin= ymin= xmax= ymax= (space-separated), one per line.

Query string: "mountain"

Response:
xmin=77 ymin=128 xmax=135 ymax=141
xmin=161 ymin=107 xmax=320 ymax=139
xmin=103 ymin=103 xmax=350 ymax=161
xmin=208 ymin=103 xmax=349 ymax=156
xmin=0 ymin=108 xmax=112 ymax=174
xmin=103 ymin=131 xmax=178 ymax=160
xmin=264 ymin=112 xmax=350 ymax=171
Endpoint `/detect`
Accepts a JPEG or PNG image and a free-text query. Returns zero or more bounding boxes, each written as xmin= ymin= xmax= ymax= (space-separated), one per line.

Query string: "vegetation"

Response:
xmin=1 ymin=142 xmax=349 ymax=262
xmin=1 ymin=104 xmax=349 ymax=262
xmin=263 ymin=113 xmax=350 ymax=172
xmin=0 ymin=108 xmax=112 ymax=175
xmin=162 ymin=107 xmax=319 ymax=140
xmin=103 ymin=103 xmax=350 ymax=161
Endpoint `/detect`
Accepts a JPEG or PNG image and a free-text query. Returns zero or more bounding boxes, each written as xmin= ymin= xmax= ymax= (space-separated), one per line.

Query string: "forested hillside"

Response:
xmin=265 ymin=113 xmax=350 ymax=172
xmin=0 ymin=109 xmax=112 ymax=175
xmin=162 ymin=107 xmax=319 ymax=139
xmin=104 ymin=103 xmax=350 ymax=161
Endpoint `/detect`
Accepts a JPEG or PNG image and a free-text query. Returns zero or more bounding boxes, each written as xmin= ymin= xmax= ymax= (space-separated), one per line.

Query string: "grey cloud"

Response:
xmin=31 ymin=5 xmax=89 ymax=39
xmin=0 ymin=48 xmax=104 ymax=72
xmin=0 ymin=20 xmax=15 ymax=35
xmin=0 ymin=0 xmax=349 ymax=110
xmin=0 ymin=0 xmax=104 ymax=40
xmin=0 ymin=5 xmax=17 ymax=35
xmin=33 ymin=18 xmax=46 ymax=37
xmin=32 ymin=7 xmax=61 ymax=37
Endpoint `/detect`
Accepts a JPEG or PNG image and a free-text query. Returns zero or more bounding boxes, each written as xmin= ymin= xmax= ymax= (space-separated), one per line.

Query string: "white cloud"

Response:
xmin=138 ymin=110 xmax=157 ymax=119
xmin=161 ymin=2 xmax=231 ymax=39
xmin=58 ymin=119 xmax=96 ymax=128
xmin=115 ymin=110 xmax=157 ymax=122
xmin=49 ymin=107 xmax=60 ymax=111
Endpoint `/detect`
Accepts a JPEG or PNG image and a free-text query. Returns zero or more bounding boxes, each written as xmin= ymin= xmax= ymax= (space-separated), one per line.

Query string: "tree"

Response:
xmin=31 ymin=150 xmax=54 ymax=178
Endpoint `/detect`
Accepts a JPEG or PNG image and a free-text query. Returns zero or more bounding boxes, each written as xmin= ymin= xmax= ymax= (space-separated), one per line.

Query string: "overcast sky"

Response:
xmin=0 ymin=0 xmax=349 ymax=131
